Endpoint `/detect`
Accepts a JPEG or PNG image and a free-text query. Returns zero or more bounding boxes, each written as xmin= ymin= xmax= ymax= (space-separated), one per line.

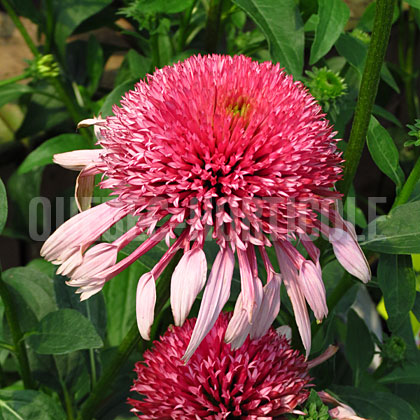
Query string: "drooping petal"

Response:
xmin=40 ymin=200 xmax=129 ymax=263
xmin=299 ymin=260 xmax=328 ymax=321
xmin=53 ymin=149 xmax=103 ymax=171
xmin=136 ymin=272 xmax=157 ymax=340
xmin=307 ymin=345 xmax=338 ymax=369
xmin=75 ymin=168 xmax=95 ymax=212
xmin=237 ymin=248 xmax=256 ymax=322
xmin=182 ymin=247 xmax=234 ymax=361
xmin=250 ymin=273 xmax=281 ymax=339
xmin=171 ymin=248 xmax=207 ymax=326
xmin=329 ymin=227 xmax=371 ymax=283
xmin=225 ymin=276 xmax=263 ymax=348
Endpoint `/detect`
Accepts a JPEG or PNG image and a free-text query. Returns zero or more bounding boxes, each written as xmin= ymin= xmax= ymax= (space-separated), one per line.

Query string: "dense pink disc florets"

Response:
xmin=99 ymin=54 xmax=342 ymax=245
xmin=128 ymin=313 xmax=311 ymax=419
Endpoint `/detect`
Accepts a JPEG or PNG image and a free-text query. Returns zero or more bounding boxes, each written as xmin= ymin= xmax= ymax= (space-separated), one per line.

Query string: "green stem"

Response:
xmin=0 ymin=270 xmax=35 ymax=389
xmin=205 ymin=0 xmax=223 ymax=53
xmin=85 ymin=301 xmax=97 ymax=389
xmin=0 ymin=72 xmax=30 ymax=87
xmin=178 ymin=0 xmax=196 ymax=51
xmin=392 ymin=155 xmax=420 ymax=208
xmin=338 ymin=0 xmax=396 ymax=199
xmin=0 ymin=0 xmax=39 ymax=57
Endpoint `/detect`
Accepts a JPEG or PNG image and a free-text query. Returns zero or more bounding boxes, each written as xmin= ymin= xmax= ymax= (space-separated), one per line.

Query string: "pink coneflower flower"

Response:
xmin=128 ymin=313 xmax=312 ymax=419
xmin=41 ymin=54 xmax=370 ymax=357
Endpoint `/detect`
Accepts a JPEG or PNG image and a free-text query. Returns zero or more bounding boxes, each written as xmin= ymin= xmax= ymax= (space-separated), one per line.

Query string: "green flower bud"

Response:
xmin=33 ymin=54 xmax=60 ymax=79
xmin=351 ymin=28 xmax=371 ymax=45
xmin=381 ymin=336 xmax=406 ymax=365
xmin=306 ymin=67 xmax=347 ymax=105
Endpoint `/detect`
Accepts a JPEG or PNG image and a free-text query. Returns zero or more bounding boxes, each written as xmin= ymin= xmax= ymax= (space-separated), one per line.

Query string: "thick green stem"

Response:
xmin=0 ymin=0 xmax=39 ymax=56
xmin=78 ymin=251 xmax=183 ymax=420
xmin=205 ymin=0 xmax=223 ymax=53
xmin=0 ymin=72 xmax=30 ymax=87
xmin=338 ymin=0 xmax=396 ymax=199
xmin=392 ymin=155 xmax=420 ymax=208
xmin=0 ymin=270 xmax=35 ymax=389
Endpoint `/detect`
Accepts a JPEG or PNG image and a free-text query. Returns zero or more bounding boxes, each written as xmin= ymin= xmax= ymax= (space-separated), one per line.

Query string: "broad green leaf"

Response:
xmin=379 ymin=364 xmax=420 ymax=385
xmin=2 ymin=267 xmax=57 ymax=332
xmin=345 ymin=309 xmax=374 ymax=374
xmin=103 ymin=260 xmax=146 ymax=346
xmin=372 ymin=104 xmax=402 ymax=127
xmin=309 ymin=0 xmax=350 ymax=65
xmin=29 ymin=309 xmax=103 ymax=354
xmin=99 ymin=79 xmax=137 ymax=117
xmin=367 ymin=116 xmax=404 ymax=190
xmin=18 ymin=134 xmax=94 ymax=174
xmin=332 ymin=386 xmax=418 ymax=420
xmin=0 ymin=178 xmax=7 ymax=234
xmin=405 ymin=0 xmax=420 ymax=8
xmin=362 ymin=201 xmax=420 ymax=253
xmin=130 ymin=0 xmax=194 ymax=14
xmin=115 ymin=50 xmax=151 ymax=87
xmin=52 ymin=0 xmax=113 ymax=57
xmin=335 ymin=33 xmax=399 ymax=92
xmin=378 ymin=254 xmax=416 ymax=331
xmin=232 ymin=0 xmax=304 ymax=77
xmin=0 ymin=390 xmax=66 ymax=420
xmin=54 ymin=274 xmax=107 ymax=339
xmin=0 ymin=84 xmax=33 ymax=109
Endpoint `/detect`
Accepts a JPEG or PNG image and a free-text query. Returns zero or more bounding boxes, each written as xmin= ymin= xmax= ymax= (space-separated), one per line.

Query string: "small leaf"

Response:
xmin=18 ymin=134 xmax=94 ymax=174
xmin=367 ymin=116 xmax=404 ymax=190
xmin=0 ymin=390 xmax=66 ymax=420
xmin=379 ymin=364 xmax=420 ymax=385
xmin=310 ymin=0 xmax=350 ymax=65
xmin=362 ymin=201 xmax=420 ymax=254
xmin=29 ymin=309 xmax=103 ymax=354
xmin=232 ymin=0 xmax=304 ymax=77
xmin=378 ymin=254 xmax=416 ymax=331
xmin=332 ymin=385 xmax=418 ymax=420
xmin=345 ymin=309 xmax=374 ymax=374
xmin=0 ymin=178 xmax=7 ymax=235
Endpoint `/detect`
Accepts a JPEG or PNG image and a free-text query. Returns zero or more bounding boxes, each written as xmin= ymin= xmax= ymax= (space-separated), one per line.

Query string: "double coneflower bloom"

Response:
xmin=41 ymin=55 xmax=370 ymax=358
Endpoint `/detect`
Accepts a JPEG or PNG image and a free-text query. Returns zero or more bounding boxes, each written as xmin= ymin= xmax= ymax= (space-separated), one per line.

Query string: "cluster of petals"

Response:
xmin=41 ymin=54 xmax=371 ymax=357
xmin=128 ymin=313 xmax=311 ymax=419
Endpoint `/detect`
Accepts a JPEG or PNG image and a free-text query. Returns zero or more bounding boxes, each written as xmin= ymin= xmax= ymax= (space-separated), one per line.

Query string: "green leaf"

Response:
xmin=232 ymin=0 xmax=304 ymax=77
xmin=345 ymin=309 xmax=374 ymax=375
xmin=309 ymin=0 xmax=350 ymax=65
xmin=379 ymin=364 xmax=420 ymax=385
xmin=29 ymin=309 xmax=103 ymax=354
xmin=367 ymin=116 xmax=404 ymax=190
xmin=0 ymin=390 xmax=66 ymax=420
xmin=115 ymin=51 xmax=151 ymax=87
xmin=2 ymin=267 xmax=57 ymax=332
xmin=372 ymin=104 xmax=402 ymax=127
xmin=99 ymin=80 xmax=137 ymax=117
xmin=18 ymin=134 xmax=94 ymax=174
xmin=332 ymin=386 xmax=418 ymax=420
xmin=130 ymin=0 xmax=194 ymax=14
xmin=86 ymin=35 xmax=104 ymax=96
xmin=405 ymin=0 xmax=420 ymax=8
xmin=0 ymin=178 xmax=7 ymax=235
xmin=52 ymin=0 xmax=113 ymax=57
xmin=54 ymin=274 xmax=107 ymax=339
xmin=362 ymin=201 xmax=420 ymax=253
xmin=378 ymin=254 xmax=416 ymax=331
xmin=0 ymin=84 xmax=33 ymax=109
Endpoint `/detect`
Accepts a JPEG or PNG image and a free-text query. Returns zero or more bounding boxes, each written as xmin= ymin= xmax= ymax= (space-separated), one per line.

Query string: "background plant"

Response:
xmin=0 ymin=0 xmax=420 ymax=419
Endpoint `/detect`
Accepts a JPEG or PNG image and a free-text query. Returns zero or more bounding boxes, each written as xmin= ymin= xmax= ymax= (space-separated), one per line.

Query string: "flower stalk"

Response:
xmin=392 ymin=155 xmax=420 ymax=208
xmin=205 ymin=0 xmax=223 ymax=52
xmin=0 ymin=268 xmax=35 ymax=389
xmin=338 ymin=0 xmax=396 ymax=199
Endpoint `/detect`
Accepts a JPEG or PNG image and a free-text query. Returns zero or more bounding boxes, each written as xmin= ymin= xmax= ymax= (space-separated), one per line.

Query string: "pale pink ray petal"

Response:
xmin=136 ymin=272 xmax=156 ymax=340
xmin=300 ymin=233 xmax=320 ymax=262
xmin=275 ymin=243 xmax=311 ymax=357
xmin=237 ymin=247 xmax=255 ymax=322
xmin=56 ymin=251 xmax=84 ymax=276
xmin=40 ymin=200 xmax=129 ymax=263
xmin=182 ymin=247 xmax=235 ymax=362
xmin=319 ymin=392 xmax=367 ymax=420
xmin=250 ymin=273 xmax=281 ymax=339
xmin=328 ymin=227 xmax=371 ymax=283
xmin=53 ymin=149 xmax=103 ymax=171
xmin=171 ymin=248 xmax=207 ymax=326
xmin=76 ymin=281 xmax=106 ymax=300
xmin=299 ymin=260 xmax=328 ymax=321
xmin=225 ymin=276 xmax=263 ymax=348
